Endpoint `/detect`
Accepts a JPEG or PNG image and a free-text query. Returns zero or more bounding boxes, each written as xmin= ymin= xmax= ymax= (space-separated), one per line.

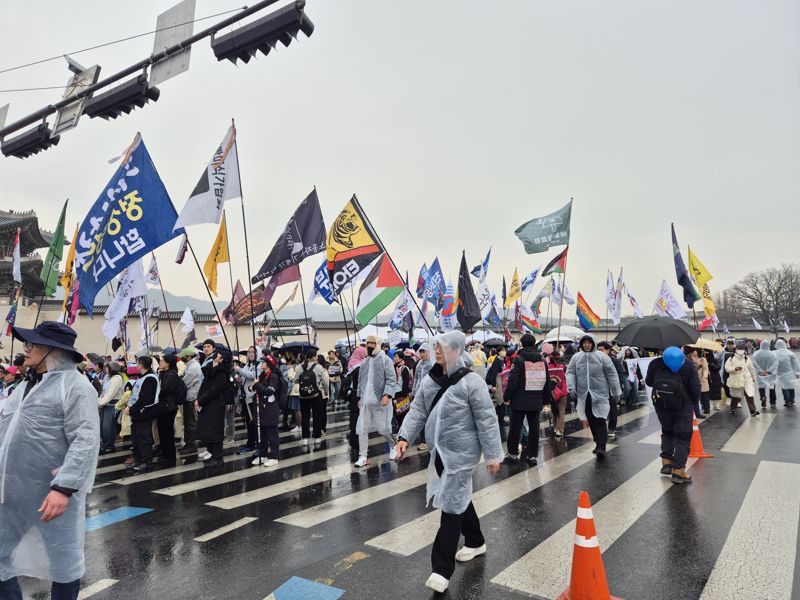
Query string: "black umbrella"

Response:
xmin=615 ymin=316 xmax=697 ymax=350
xmin=484 ymin=338 xmax=509 ymax=349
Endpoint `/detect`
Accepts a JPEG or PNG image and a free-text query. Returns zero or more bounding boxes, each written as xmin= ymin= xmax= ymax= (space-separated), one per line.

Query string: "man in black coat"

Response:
xmin=252 ymin=354 xmax=282 ymax=467
xmin=502 ymin=334 xmax=551 ymax=466
xmin=195 ymin=349 xmax=234 ymax=468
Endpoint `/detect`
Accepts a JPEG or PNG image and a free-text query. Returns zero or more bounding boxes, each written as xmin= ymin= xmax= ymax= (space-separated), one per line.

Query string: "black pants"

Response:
xmin=241 ymin=396 xmax=257 ymax=447
xmin=507 ymin=409 xmax=540 ymax=458
xmin=258 ymin=425 xmax=280 ymax=459
xmin=348 ymin=398 xmax=360 ymax=448
xmin=0 ymin=577 xmax=81 ymax=600
xmin=782 ymin=388 xmax=795 ymax=405
xmin=607 ymin=397 xmax=618 ymax=432
xmin=300 ymin=396 xmax=324 ymax=439
xmin=655 ymin=405 xmax=693 ymax=469
xmin=730 ymin=393 xmax=756 ymax=413
xmin=156 ymin=410 xmax=177 ymax=463
xmin=320 ymin=396 xmax=329 ymax=432
xmin=430 ymin=455 xmax=485 ymax=579
xmin=131 ymin=419 xmax=154 ymax=463
xmin=700 ymin=391 xmax=711 ymax=413
xmin=758 ymin=388 xmax=777 ymax=405
xmin=182 ymin=401 xmax=197 ymax=447
xmin=206 ymin=441 xmax=224 ymax=461
xmin=585 ymin=393 xmax=608 ymax=450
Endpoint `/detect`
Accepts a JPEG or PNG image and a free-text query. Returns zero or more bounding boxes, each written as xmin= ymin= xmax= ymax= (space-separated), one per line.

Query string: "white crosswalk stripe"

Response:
xmin=491 ymin=456 xmax=697 ymax=598
xmin=720 ymin=412 xmax=777 ymax=454
xmin=152 ymin=437 xmax=389 ymax=496
xmin=568 ymin=404 xmax=653 ymax=438
xmin=366 ymin=442 xmax=610 ymax=557
xmin=77 ymin=579 xmax=118 ymax=599
xmin=699 ymin=460 xmax=800 ymax=599
xmin=194 ymin=517 xmax=258 ymax=542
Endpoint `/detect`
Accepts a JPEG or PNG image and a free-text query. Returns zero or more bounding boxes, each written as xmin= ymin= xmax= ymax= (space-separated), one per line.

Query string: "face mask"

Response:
xmin=367 ymin=347 xmax=375 ymax=356
xmin=736 ymin=349 xmax=745 ymax=356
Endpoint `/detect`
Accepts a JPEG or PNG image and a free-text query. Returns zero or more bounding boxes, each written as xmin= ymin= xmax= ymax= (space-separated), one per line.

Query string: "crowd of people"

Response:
xmin=1 ymin=318 xmax=799 ymax=597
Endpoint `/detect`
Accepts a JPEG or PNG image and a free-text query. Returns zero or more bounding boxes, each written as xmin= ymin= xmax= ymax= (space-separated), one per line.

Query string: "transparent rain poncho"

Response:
xmin=752 ymin=340 xmax=778 ymax=389
xmin=355 ymin=347 xmax=398 ymax=436
xmin=774 ymin=340 xmax=800 ymax=390
xmin=411 ymin=343 xmax=435 ymax=397
xmin=0 ymin=352 xmax=100 ymax=583
xmin=399 ymin=331 xmax=503 ymax=515
xmin=566 ymin=334 xmax=622 ymax=421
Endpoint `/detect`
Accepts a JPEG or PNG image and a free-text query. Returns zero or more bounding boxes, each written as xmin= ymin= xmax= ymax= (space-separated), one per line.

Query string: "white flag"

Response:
xmin=180 ymin=307 xmax=195 ymax=334
xmin=174 ymin=125 xmax=242 ymax=231
xmin=144 ymin=255 xmax=161 ymax=287
xmin=605 ymin=270 xmax=616 ymax=314
xmin=389 ymin=289 xmax=414 ymax=330
xmin=784 ymin=319 xmax=790 ymax=334
xmin=653 ymin=280 xmax=687 ymax=319
xmin=612 ymin=268 xmax=624 ymax=325
xmin=205 ymin=324 xmax=224 ymax=338
xmin=11 ymin=228 xmax=21 ymax=285
xmin=552 ymin=277 xmax=576 ymax=306
xmin=102 ymin=260 xmax=148 ymax=340
xmin=752 ymin=317 xmax=763 ymax=331
xmin=625 ymin=283 xmax=644 ymax=318
xmin=475 ymin=279 xmax=495 ymax=322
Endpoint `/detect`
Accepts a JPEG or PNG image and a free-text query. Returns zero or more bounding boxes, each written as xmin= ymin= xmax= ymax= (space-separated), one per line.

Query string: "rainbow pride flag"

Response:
xmin=519 ymin=304 xmax=542 ymax=334
xmin=576 ymin=292 xmax=601 ymax=331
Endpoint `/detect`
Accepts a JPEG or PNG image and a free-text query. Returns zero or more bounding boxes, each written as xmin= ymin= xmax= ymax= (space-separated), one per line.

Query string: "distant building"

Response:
xmin=0 ymin=209 xmax=62 ymax=298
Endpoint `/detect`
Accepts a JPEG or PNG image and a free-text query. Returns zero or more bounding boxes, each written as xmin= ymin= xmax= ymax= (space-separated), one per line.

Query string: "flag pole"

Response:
xmin=231 ymin=120 xmax=258 ymax=352
xmin=350 ymin=195 xmax=433 ymax=333
xmin=339 ymin=298 xmax=353 ymax=352
xmin=186 ymin=237 xmax=231 ymax=349
xmin=151 ymin=252 xmax=177 ymax=348
xmin=221 ymin=210 xmax=240 ymax=350
xmin=555 ymin=259 xmax=569 ymax=345
xmin=298 ymin=277 xmax=313 ymax=345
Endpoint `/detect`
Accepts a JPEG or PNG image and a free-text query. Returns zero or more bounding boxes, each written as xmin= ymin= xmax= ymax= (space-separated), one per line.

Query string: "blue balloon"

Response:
xmin=663 ymin=346 xmax=685 ymax=373
xmin=387 ymin=349 xmax=397 ymax=360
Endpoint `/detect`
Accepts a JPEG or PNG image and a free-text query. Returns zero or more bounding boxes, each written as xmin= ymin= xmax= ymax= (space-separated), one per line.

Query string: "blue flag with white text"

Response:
xmin=424 ymin=257 xmax=446 ymax=316
xmin=75 ymin=136 xmax=183 ymax=314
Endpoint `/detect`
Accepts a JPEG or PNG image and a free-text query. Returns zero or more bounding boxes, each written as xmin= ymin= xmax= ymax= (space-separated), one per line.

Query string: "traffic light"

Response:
xmin=83 ymin=74 xmax=161 ymax=120
xmin=211 ymin=0 xmax=314 ymax=65
xmin=1 ymin=124 xmax=60 ymax=159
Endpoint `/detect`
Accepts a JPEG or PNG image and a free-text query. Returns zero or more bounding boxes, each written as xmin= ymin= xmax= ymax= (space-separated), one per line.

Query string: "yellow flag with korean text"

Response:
xmin=504 ymin=268 xmax=521 ymax=309
xmin=203 ymin=214 xmax=230 ymax=295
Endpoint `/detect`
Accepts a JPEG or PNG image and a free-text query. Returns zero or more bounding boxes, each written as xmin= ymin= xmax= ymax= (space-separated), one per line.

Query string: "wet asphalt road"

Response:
xmin=17 ymin=400 xmax=800 ymax=600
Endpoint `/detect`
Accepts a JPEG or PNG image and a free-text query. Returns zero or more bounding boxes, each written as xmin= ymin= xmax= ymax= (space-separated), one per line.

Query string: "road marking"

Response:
xmin=206 ymin=445 xmax=419 ymax=510
xmin=151 ymin=437 xmax=389 ymax=496
xmin=720 ymin=412 xmax=777 ymax=454
xmin=491 ymin=456 xmax=696 ymax=598
xmin=366 ymin=442 xmax=609 ymax=556
xmin=263 ymin=576 xmax=345 ymax=600
xmin=77 ymin=579 xmax=118 ymax=599
xmin=85 ymin=507 xmax=153 ymax=532
xmin=193 ymin=516 xmax=258 ymax=542
xmin=568 ymin=404 xmax=653 ymax=438
xmin=276 ymin=463 xmax=428 ymax=528
xmin=699 ymin=461 xmax=800 ymax=599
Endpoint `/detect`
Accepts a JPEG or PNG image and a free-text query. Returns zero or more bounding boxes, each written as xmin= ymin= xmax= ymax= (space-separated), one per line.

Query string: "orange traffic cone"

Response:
xmin=557 ymin=491 xmax=622 ymax=600
xmin=688 ymin=417 xmax=714 ymax=458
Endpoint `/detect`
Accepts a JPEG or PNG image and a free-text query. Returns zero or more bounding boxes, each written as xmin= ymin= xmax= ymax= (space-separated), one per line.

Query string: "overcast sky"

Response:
xmin=1 ymin=0 xmax=798 ymax=319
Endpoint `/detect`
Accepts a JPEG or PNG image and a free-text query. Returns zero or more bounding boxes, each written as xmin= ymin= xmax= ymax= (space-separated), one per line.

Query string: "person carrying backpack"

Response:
xmin=645 ymin=346 xmax=701 ymax=484
xmin=294 ymin=351 xmax=329 ymax=447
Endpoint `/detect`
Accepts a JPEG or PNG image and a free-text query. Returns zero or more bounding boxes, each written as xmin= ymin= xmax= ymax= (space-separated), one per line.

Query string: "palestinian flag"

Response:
xmin=542 ymin=245 xmax=569 ymax=277
xmin=355 ymin=253 xmax=404 ymax=326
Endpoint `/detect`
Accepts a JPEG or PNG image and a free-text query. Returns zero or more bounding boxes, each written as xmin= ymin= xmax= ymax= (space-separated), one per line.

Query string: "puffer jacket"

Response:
xmin=504 ymin=346 xmax=551 ymax=412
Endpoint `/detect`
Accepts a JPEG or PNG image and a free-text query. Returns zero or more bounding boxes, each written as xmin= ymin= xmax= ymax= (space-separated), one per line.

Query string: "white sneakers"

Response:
xmin=354 ymin=456 xmax=370 ymax=468
xmin=199 ymin=451 xmax=212 ymax=461
xmin=290 ymin=426 xmax=301 ymax=433
xmin=264 ymin=458 xmax=279 ymax=467
xmin=252 ymin=457 xmax=279 ymax=467
xmin=300 ymin=438 xmax=309 ymax=446
xmin=425 ymin=573 xmax=449 ymax=593
xmin=313 ymin=438 xmax=322 ymax=446
xmin=389 ymin=445 xmax=398 ymax=460
xmin=455 ymin=544 xmax=487 ymax=562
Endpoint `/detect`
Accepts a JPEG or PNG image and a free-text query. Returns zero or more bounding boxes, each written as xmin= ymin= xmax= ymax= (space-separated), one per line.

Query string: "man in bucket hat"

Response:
xmin=0 ymin=322 xmax=99 ymax=600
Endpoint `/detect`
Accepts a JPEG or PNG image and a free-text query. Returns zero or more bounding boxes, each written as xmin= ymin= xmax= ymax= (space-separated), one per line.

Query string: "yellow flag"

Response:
xmin=60 ymin=223 xmax=79 ymax=316
xmin=687 ymin=247 xmax=713 ymax=287
xmin=203 ymin=214 xmax=230 ymax=295
xmin=504 ymin=268 xmax=521 ymax=309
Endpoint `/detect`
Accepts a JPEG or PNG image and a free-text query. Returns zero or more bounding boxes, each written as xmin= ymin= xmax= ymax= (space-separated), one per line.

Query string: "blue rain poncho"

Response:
xmin=0 ymin=353 xmax=100 ymax=583
xmin=399 ymin=331 xmax=504 ymax=515
xmin=565 ymin=334 xmax=622 ymax=420
xmin=774 ymin=340 xmax=800 ymax=390
xmin=751 ymin=340 xmax=778 ymax=389
xmin=356 ymin=348 xmax=398 ymax=437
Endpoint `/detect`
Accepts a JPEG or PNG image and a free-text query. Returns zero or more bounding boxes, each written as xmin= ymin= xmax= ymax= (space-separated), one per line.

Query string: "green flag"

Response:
xmin=514 ymin=199 xmax=572 ymax=254
xmin=40 ymin=199 xmax=68 ymax=297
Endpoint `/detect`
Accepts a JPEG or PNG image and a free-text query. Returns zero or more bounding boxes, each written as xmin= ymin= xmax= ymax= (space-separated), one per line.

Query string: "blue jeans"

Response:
xmin=0 ymin=577 xmax=81 ymax=600
xmin=99 ymin=404 xmax=116 ymax=451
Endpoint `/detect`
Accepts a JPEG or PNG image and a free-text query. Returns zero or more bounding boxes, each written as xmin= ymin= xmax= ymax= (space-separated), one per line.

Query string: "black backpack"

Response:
xmin=651 ymin=367 xmax=686 ymax=410
xmin=298 ymin=363 xmax=321 ymax=399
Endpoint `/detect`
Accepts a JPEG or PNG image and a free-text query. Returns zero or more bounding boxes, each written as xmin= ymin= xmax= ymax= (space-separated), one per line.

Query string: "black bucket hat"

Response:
xmin=12 ymin=321 xmax=84 ymax=363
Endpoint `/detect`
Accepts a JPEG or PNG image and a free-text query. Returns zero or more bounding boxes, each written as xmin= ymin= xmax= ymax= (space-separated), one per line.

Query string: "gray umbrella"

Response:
xmin=615 ymin=316 xmax=697 ymax=350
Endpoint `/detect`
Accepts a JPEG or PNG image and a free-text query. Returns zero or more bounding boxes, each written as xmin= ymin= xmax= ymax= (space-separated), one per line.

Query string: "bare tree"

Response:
xmin=725 ymin=264 xmax=800 ymax=330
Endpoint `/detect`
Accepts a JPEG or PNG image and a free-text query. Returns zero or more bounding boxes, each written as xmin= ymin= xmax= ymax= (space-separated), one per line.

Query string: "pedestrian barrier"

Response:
xmin=688 ymin=417 xmax=714 ymax=459
xmin=557 ymin=491 xmax=622 ymax=600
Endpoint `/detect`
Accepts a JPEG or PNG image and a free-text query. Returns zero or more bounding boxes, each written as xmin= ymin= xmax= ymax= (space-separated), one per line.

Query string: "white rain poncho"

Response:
xmin=355 ymin=348 xmax=398 ymax=437
xmin=411 ymin=343 xmax=434 ymax=398
xmin=751 ymin=340 xmax=778 ymax=389
xmin=774 ymin=340 xmax=800 ymax=390
xmin=0 ymin=353 xmax=100 ymax=583
xmin=399 ymin=331 xmax=503 ymax=515
xmin=566 ymin=334 xmax=622 ymax=421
